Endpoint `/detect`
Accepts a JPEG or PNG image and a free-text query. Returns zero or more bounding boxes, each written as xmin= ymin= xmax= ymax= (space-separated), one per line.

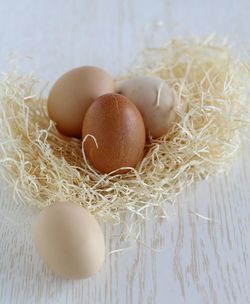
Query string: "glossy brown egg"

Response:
xmin=47 ymin=66 xmax=115 ymax=138
xmin=82 ymin=93 xmax=146 ymax=174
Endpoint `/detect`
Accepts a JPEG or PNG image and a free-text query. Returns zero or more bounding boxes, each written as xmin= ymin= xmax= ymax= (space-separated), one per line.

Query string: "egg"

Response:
xmin=33 ymin=202 xmax=105 ymax=280
xmin=47 ymin=66 xmax=115 ymax=138
xmin=118 ymin=76 xmax=176 ymax=138
xmin=82 ymin=93 xmax=146 ymax=174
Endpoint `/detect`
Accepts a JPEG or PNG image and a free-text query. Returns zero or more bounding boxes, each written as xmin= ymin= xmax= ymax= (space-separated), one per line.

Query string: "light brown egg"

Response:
xmin=47 ymin=66 xmax=115 ymax=138
xmin=82 ymin=93 xmax=146 ymax=174
xmin=118 ymin=76 xmax=176 ymax=138
xmin=33 ymin=202 xmax=105 ymax=280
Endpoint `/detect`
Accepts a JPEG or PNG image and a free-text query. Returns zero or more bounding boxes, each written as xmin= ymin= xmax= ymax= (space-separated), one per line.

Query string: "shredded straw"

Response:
xmin=0 ymin=37 xmax=250 ymax=222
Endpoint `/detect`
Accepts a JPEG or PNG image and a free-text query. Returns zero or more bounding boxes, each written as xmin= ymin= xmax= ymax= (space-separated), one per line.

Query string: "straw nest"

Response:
xmin=0 ymin=37 xmax=249 ymax=222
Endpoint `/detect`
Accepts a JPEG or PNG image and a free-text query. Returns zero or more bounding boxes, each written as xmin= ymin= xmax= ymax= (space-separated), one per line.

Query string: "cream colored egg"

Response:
xmin=47 ymin=66 xmax=115 ymax=138
xmin=33 ymin=202 xmax=105 ymax=280
xmin=119 ymin=76 xmax=176 ymax=138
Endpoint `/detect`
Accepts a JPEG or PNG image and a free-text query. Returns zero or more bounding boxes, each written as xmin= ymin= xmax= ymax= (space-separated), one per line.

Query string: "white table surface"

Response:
xmin=0 ymin=1 xmax=250 ymax=303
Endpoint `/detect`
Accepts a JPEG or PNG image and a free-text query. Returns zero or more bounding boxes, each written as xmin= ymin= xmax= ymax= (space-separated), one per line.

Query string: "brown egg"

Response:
xmin=82 ymin=93 xmax=146 ymax=174
xmin=47 ymin=66 xmax=115 ymax=138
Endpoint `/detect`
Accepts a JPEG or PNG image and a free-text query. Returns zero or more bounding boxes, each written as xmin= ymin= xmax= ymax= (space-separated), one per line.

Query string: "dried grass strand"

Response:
xmin=0 ymin=37 xmax=249 ymax=222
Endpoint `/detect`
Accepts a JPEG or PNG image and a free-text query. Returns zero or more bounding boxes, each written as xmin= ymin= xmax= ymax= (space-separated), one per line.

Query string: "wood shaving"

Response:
xmin=0 ymin=37 xmax=249 ymax=222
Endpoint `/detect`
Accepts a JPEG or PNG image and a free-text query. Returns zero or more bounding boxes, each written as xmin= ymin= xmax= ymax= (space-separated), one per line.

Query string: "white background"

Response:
xmin=0 ymin=0 xmax=250 ymax=303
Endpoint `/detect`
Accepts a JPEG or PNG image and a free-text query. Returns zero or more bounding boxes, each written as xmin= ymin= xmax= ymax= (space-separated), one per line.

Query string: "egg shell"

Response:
xmin=82 ymin=93 xmax=146 ymax=174
xmin=118 ymin=76 xmax=176 ymax=138
xmin=33 ymin=202 xmax=105 ymax=280
xmin=47 ymin=66 xmax=115 ymax=138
